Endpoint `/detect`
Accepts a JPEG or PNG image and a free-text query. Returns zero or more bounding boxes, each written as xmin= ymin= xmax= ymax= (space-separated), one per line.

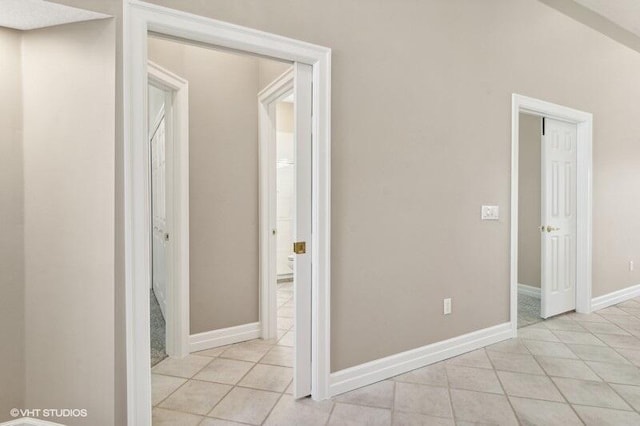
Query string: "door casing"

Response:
xmin=510 ymin=94 xmax=593 ymax=336
xmin=124 ymin=2 xmax=332 ymax=424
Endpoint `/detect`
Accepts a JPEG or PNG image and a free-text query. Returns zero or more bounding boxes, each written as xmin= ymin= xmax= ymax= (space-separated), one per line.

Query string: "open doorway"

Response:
xmin=511 ymin=95 xmax=593 ymax=332
xmin=144 ymin=30 xmax=318 ymax=422
xmin=148 ymin=82 xmax=169 ymax=366
xmin=125 ymin=5 xmax=331 ymax=422
xmin=146 ymin=60 xmax=190 ymax=366
xmin=517 ymin=113 xmax=580 ymax=327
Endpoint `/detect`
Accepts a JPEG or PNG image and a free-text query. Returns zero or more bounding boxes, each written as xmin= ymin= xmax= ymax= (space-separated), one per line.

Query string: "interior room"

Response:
xmin=2 ymin=1 xmax=640 ymax=425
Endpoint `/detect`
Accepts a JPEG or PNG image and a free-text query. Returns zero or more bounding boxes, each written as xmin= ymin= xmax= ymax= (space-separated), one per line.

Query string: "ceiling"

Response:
xmin=0 ymin=0 xmax=109 ymax=31
xmin=573 ymin=0 xmax=640 ymax=38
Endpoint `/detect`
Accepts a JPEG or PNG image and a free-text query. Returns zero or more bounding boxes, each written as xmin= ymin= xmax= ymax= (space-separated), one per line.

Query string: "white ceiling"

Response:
xmin=0 ymin=0 xmax=109 ymax=31
xmin=574 ymin=0 xmax=640 ymax=37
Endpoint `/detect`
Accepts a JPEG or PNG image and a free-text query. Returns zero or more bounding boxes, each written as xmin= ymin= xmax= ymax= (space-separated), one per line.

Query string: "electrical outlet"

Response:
xmin=443 ymin=298 xmax=452 ymax=315
xmin=631 ymin=261 xmax=635 ymax=272
xmin=481 ymin=205 xmax=499 ymax=221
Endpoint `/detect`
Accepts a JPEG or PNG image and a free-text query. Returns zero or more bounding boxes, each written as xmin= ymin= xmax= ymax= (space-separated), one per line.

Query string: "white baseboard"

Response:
xmin=328 ymin=322 xmax=512 ymax=397
xmin=189 ymin=322 xmax=262 ymax=352
xmin=591 ymin=284 xmax=640 ymax=312
xmin=518 ymin=283 xmax=541 ymax=299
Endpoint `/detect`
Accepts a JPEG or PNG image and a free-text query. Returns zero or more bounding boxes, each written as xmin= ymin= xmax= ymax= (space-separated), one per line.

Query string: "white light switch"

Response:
xmin=444 ymin=298 xmax=452 ymax=315
xmin=481 ymin=205 xmax=500 ymax=220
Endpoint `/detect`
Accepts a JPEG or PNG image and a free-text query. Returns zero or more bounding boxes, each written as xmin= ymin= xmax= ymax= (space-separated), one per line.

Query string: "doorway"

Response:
xmin=517 ymin=113 xmax=579 ymax=327
xmin=258 ymin=67 xmax=313 ymax=396
xmin=148 ymin=82 xmax=169 ymax=366
xmin=147 ymin=61 xmax=190 ymax=360
xmin=511 ymin=94 xmax=593 ymax=333
xmin=124 ymin=3 xmax=331 ymax=423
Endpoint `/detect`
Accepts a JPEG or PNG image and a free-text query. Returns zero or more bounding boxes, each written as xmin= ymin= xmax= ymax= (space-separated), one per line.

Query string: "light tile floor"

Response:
xmin=152 ymin=294 xmax=640 ymax=425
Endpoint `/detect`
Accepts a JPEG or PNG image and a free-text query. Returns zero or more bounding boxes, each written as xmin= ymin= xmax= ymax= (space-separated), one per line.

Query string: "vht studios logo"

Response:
xmin=10 ymin=408 xmax=88 ymax=418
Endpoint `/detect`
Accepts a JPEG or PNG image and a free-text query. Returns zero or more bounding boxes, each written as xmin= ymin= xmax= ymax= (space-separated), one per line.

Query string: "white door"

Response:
xmin=293 ymin=62 xmax=313 ymax=398
xmin=541 ymin=118 xmax=577 ymax=318
xmin=151 ymin=112 xmax=168 ymax=319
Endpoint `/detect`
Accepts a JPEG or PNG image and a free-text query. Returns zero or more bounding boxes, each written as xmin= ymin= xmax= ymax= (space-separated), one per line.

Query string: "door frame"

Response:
xmin=258 ymin=68 xmax=294 ymax=340
xmin=510 ymin=94 xmax=593 ymax=335
xmin=124 ymin=1 xmax=332 ymax=424
xmin=147 ymin=60 xmax=190 ymax=358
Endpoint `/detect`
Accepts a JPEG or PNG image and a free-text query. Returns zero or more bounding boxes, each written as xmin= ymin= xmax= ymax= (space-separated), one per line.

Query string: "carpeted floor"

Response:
xmin=150 ymin=289 xmax=167 ymax=367
xmin=518 ymin=293 xmax=542 ymax=328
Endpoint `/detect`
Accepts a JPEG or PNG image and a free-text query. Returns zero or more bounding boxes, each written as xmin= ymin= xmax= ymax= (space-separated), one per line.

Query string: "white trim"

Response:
xmin=124 ymin=2 xmax=331 ymax=423
xmin=147 ymin=60 xmax=190 ymax=359
xmin=329 ymin=322 xmax=512 ymax=397
xmin=0 ymin=418 xmax=64 ymax=426
xmin=511 ymin=94 xmax=593 ymax=337
xmin=518 ymin=283 xmax=541 ymax=299
xmin=189 ymin=322 xmax=262 ymax=352
xmin=591 ymin=284 xmax=640 ymax=312
xmin=258 ymin=68 xmax=294 ymax=341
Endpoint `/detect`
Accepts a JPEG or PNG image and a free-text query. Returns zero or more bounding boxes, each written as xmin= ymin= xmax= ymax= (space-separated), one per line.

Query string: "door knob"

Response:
xmin=545 ymin=226 xmax=560 ymax=233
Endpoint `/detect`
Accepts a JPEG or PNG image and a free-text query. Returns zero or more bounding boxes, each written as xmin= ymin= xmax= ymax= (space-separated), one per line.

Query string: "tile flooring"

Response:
xmin=152 ymin=294 xmax=640 ymax=425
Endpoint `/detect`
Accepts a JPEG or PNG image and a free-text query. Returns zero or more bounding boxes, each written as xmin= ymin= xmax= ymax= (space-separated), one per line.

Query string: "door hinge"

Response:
xmin=542 ymin=117 xmax=545 ymax=136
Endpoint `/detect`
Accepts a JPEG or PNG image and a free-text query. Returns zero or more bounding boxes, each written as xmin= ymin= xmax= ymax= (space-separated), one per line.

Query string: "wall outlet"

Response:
xmin=443 ymin=298 xmax=452 ymax=315
xmin=481 ymin=205 xmax=500 ymax=220
xmin=631 ymin=261 xmax=635 ymax=272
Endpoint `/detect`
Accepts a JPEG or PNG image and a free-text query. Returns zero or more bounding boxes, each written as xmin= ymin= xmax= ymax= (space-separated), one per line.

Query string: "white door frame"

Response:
xmin=124 ymin=1 xmax=332 ymax=424
xmin=511 ymin=94 xmax=593 ymax=335
xmin=147 ymin=60 xmax=190 ymax=358
xmin=258 ymin=68 xmax=294 ymax=340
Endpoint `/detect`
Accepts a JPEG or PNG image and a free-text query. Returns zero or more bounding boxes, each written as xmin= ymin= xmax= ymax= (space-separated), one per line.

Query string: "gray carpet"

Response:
xmin=150 ymin=289 xmax=167 ymax=367
xmin=518 ymin=293 xmax=543 ymax=328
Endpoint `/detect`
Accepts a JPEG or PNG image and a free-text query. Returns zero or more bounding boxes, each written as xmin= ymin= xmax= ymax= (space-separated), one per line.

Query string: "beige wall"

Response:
xmin=48 ymin=1 xmax=126 ymax=422
xmin=144 ymin=0 xmax=640 ymax=372
xmin=258 ymin=59 xmax=291 ymax=92
xmin=518 ymin=114 xmax=542 ymax=288
xmin=0 ymin=27 xmax=25 ymax=422
xmin=22 ymin=20 xmax=115 ymax=425
xmin=148 ymin=38 xmax=292 ymax=333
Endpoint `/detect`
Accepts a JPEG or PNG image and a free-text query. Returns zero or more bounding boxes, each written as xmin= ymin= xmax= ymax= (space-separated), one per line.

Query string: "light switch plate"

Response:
xmin=481 ymin=205 xmax=499 ymax=220
xmin=444 ymin=298 xmax=452 ymax=315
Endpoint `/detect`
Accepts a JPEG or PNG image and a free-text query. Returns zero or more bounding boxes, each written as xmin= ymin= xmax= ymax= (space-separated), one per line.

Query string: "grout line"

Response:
xmin=201 ymin=382 xmax=235 ymax=418
xmin=442 ymin=359 xmax=457 ymax=422
xmin=485 ymin=348 xmax=523 ymax=425
xmin=153 ymin=377 xmax=191 ymax=409
xmin=260 ymin=391 xmax=285 ymax=425
xmin=200 ymin=412 xmax=255 ymax=426
xmin=389 ymin=379 xmax=396 ymax=425
xmin=529 ymin=353 xmax=585 ymax=421
xmin=324 ymin=400 xmax=336 ymax=426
